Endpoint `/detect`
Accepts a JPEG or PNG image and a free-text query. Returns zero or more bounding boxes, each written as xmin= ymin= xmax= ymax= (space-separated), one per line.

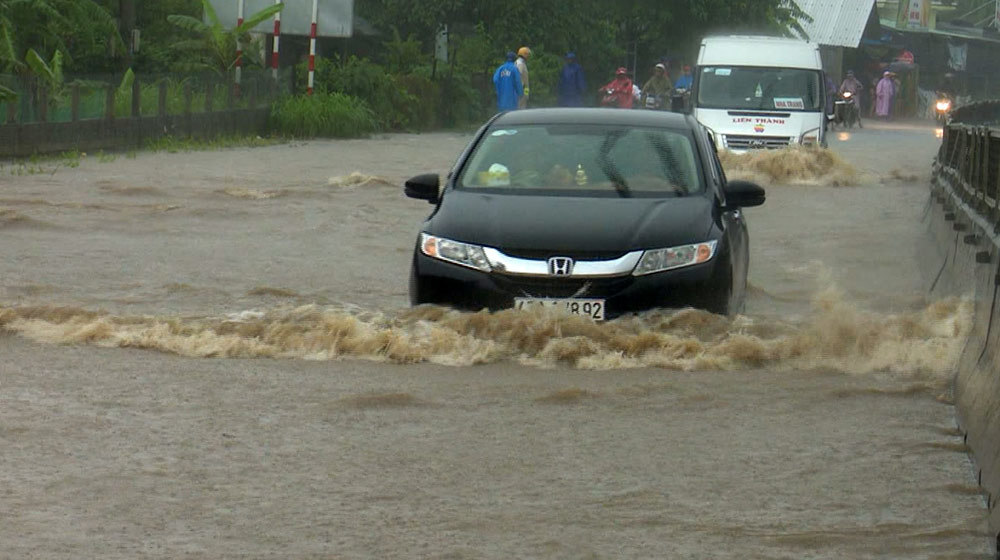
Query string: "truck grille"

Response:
xmin=724 ymin=135 xmax=793 ymax=150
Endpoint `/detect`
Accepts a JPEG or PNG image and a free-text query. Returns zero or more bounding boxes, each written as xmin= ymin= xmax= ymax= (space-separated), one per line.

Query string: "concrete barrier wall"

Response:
xmin=927 ymin=120 xmax=1000 ymax=553
xmin=0 ymin=107 xmax=270 ymax=158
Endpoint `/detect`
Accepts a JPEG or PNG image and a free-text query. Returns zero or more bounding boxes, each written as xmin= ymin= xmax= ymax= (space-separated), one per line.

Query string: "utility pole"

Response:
xmin=119 ymin=0 xmax=137 ymax=66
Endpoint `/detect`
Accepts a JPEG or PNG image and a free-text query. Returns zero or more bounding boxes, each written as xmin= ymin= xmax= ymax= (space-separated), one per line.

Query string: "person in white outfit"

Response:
xmin=515 ymin=47 xmax=531 ymax=109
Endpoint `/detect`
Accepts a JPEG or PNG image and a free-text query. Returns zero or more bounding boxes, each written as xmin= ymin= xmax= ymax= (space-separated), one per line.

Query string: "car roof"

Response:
xmin=492 ymin=108 xmax=694 ymax=129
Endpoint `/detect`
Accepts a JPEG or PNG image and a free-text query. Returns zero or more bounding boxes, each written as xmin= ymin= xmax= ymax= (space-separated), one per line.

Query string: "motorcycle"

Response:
xmin=642 ymin=93 xmax=663 ymax=110
xmin=670 ymin=88 xmax=689 ymax=113
xmin=833 ymin=91 xmax=861 ymax=129
xmin=934 ymin=92 xmax=952 ymax=124
xmin=600 ymin=89 xmax=618 ymax=108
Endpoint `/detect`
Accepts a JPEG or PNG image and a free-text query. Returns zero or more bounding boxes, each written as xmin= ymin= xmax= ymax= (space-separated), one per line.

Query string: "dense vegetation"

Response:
xmin=2 ymin=0 xmax=808 ymax=136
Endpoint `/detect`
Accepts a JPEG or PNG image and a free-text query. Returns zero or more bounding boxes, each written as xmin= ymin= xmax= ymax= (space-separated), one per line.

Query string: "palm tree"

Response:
xmin=168 ymin=0 xmax=284 ymax=75
xmin=0 ymin=0 xmax=122 ymax=74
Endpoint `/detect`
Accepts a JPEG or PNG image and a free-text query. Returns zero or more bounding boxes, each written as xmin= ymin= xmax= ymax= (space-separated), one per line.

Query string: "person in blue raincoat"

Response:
xmin=493 ymin=51 xmax=524 ymax=112
xmin=557 ymin=52 xmax=586 ymax=107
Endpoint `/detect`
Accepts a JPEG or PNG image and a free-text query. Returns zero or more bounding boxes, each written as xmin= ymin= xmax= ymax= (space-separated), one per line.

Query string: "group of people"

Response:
xmin=493 ymin=49 xmax=694 ymax=112
xmin=833 ymin=69 xmax=902 ymax=122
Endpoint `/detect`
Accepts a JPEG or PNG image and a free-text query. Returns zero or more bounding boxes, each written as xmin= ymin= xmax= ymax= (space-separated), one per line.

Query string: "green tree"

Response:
xmin=357 ymin=0 xmax=808 ymax=90
xmin=167 ymin=0 xmax=284 ymax=74
xmin=0 ymin=0 xmax=122 ymax=73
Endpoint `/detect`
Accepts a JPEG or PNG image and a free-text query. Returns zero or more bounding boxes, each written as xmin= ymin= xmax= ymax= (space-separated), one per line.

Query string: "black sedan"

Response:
xmin=404 ymin=108 xmax=765 ymax=320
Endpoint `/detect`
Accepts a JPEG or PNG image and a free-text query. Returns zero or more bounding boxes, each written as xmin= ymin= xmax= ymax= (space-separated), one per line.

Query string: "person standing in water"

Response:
xmin=515 ymin=47 xmax=532 ymax=109
xmin=493 ymin=51 xmax=524 ymax=112
xmin=875 ymin=71 xmax=895 ymax=120
xmin=558 ymin=52 xmax=586 ymax=107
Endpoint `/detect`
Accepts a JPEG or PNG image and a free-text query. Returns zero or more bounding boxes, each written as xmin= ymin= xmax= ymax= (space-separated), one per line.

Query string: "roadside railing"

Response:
xmin=935 ymin=101 xmax=1000 ymax=231
xmin=0 ymin=69 xmax=292 ymax=157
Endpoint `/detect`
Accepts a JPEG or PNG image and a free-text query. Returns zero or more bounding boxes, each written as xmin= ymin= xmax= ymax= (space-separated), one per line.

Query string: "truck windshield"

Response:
xmin=697 ymin=66 xmax=821 ymax=112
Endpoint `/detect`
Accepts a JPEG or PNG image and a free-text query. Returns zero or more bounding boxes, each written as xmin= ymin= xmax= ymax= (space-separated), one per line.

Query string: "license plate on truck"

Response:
xmin=514 ymin=298 xmax=606 ymax=321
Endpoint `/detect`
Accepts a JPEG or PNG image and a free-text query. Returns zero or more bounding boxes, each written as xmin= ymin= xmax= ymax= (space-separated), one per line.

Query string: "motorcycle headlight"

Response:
xmin=633 ymin=241 xmax=718 ymax=276
xmin=842 ymin=91 xmax=853 ymax=99
xmin=420 ymin=233 xmax=492 ymax=272
xmin=936 ymin=100 xmax=951 ymax=112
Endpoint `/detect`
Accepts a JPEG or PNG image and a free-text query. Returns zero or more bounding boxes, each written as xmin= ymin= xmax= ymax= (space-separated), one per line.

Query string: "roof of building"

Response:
xmin=796 ymin=0 xmax=877 ymax=48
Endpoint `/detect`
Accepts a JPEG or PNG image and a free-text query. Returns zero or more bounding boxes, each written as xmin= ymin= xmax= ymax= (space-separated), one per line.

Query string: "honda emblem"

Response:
xmin=548 ymin=257 xmax=574 ymax=276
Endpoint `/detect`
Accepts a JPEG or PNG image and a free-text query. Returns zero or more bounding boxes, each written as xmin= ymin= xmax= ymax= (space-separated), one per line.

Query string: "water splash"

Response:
xmin=219 ymin=187 xmax=287 ymax=200
xmin=720 ymin=146 xmax=860 ymax=186
xmin=328 ymin=172 xmax=396 ymax=188
xmin=0 ymin=289 xmax=970 ymax=384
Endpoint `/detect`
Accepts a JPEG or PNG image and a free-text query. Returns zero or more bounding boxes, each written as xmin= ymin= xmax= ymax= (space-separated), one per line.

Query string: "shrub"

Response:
xmin=394 ymin=73 xmax=440 ymax=130
xmin=270 ymin=93 xmax=377 ymax=138
xmin=436 ymin=72 xmax=487 ymax=128
xmin=297 ymin=56 xmax=415 ymax=130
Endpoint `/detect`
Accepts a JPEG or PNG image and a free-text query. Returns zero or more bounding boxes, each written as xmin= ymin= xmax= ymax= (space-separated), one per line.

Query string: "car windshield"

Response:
xmin=697 ymin=66 xmax=822 ymax=111
xmin=457 ymin=124 xmax=703 ymax=197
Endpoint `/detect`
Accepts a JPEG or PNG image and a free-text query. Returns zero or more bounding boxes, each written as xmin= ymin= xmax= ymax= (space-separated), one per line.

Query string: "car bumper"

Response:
xmin=412 ymin=251 xmax=722 ymax=317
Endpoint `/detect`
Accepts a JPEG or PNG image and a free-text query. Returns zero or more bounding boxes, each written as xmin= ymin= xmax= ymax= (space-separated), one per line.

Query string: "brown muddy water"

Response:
xmin=0 ymin=122 xmax=994 ymax=558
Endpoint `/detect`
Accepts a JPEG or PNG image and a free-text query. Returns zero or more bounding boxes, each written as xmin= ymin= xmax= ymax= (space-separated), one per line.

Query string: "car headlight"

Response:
xmin=633 ymin=240 xmax=718 ymax=276
xmin=420 ymin=233 xmax=492 ymax=272
xmin=800 ymin=127 xmax=821 ymax=145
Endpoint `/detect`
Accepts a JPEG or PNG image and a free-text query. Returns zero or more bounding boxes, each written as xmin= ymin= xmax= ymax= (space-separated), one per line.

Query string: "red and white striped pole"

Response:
xmin=271 ymin=0 xmax=281 ymax=81
xmin=308 ymin=0 xmax=319 ymax=95
xmin=235 ymin=0 xmax=244 ymax=96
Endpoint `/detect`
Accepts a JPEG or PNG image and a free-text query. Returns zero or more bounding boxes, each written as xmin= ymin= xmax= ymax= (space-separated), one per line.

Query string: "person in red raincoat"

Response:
xmin=599 ymin=67 xmax=634 ymax=109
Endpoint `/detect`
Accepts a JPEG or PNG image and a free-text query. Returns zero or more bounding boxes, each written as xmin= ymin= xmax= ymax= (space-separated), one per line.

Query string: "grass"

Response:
xmin=270 ymin=93 xmax=378 ymax=138
xmin=143 ymin=134 xmax=281 ymax=153
xmin=1 ymin=134 xmax=280 ymax=176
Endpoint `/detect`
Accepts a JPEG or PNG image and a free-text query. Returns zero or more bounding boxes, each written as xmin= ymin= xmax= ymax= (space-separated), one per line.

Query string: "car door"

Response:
xmin=698 ymin=125 xmax=750 ymax=302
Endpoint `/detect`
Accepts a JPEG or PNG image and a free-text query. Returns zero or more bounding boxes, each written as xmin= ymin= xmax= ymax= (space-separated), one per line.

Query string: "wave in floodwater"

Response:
xmin=328 ymin=172 xmax=396 ymax=188
xmin=720 ymin=147 xmax=860 ymax=186
xmin=0 ymin=207 xmax=52 ymax=230
xmin=98 ymin=184 xmax=166 ymax=197
xmin=0 ymin=288 xmax=970 ymax=382
xmin=219 ymin=187 xmax=288 ymax=200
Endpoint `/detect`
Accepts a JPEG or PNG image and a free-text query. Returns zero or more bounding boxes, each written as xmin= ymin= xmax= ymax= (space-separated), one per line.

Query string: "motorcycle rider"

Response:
xmin=838 ymin=70 xmax=864 ymax=127
xmin=640 ymin=63 xmax=672 ymax=109
xmin=674 ymin=65 xmax=693 ymax=90
xmin=600 ymin=67 xmax=634 ymax=109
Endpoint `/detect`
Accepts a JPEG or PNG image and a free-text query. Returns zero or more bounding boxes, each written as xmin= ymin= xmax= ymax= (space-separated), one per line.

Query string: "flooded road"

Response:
xmin=1 ymin=122 xmax=994 ymax=558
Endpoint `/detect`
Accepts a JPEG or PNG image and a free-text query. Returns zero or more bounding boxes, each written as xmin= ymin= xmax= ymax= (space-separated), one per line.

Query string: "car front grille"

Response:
xmin=498 ymin=248 xmax=628 ymax=261
xmin=492 ymin=274 xmax=634 ymax=298
xmin=724 ymin=135 xmax=792 ymax=150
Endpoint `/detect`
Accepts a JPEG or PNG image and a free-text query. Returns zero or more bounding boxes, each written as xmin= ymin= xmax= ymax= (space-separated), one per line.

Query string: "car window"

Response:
xmin=457 ymin=124 xmax=704 ymax=197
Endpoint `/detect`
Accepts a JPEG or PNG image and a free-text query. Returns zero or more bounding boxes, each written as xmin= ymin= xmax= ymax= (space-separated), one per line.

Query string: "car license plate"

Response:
xmin=514 ymin=298 xmax=606 ymax=321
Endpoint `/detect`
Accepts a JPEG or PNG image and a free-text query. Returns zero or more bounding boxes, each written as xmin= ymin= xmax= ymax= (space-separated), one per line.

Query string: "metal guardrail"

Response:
xmin=935 ymin=102 xmax=1000 ymax=231
xmin=931 ymin=99 xmax=1000 ymax=560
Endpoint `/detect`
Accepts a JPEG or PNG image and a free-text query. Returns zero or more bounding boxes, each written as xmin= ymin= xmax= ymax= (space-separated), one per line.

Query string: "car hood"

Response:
xmin=427 ymin=190 xmax=716 ymax=253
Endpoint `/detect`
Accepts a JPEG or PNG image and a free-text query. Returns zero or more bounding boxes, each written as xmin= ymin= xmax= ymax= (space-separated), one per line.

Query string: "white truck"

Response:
xmin=692 ymin=36 xmax=827 ymax=151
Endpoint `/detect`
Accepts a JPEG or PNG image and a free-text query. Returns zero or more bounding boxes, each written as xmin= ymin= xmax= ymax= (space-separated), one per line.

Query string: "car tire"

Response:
xmin=698 ymin=260 xmax=737 ymax=316
xmin=409 ymin=258 xmax=437 ymax=306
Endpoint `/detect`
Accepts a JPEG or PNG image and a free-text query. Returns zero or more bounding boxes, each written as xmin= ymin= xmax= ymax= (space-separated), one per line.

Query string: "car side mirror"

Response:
xmin=404 ymin=173 xmax=440 ymax=203
xmin=724 ymin=180 xmax=765 ymax=208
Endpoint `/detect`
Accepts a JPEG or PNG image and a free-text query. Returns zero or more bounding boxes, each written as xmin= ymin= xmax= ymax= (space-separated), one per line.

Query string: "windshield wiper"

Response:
xmin=598 ymin=131 xmax=631 ymax=198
